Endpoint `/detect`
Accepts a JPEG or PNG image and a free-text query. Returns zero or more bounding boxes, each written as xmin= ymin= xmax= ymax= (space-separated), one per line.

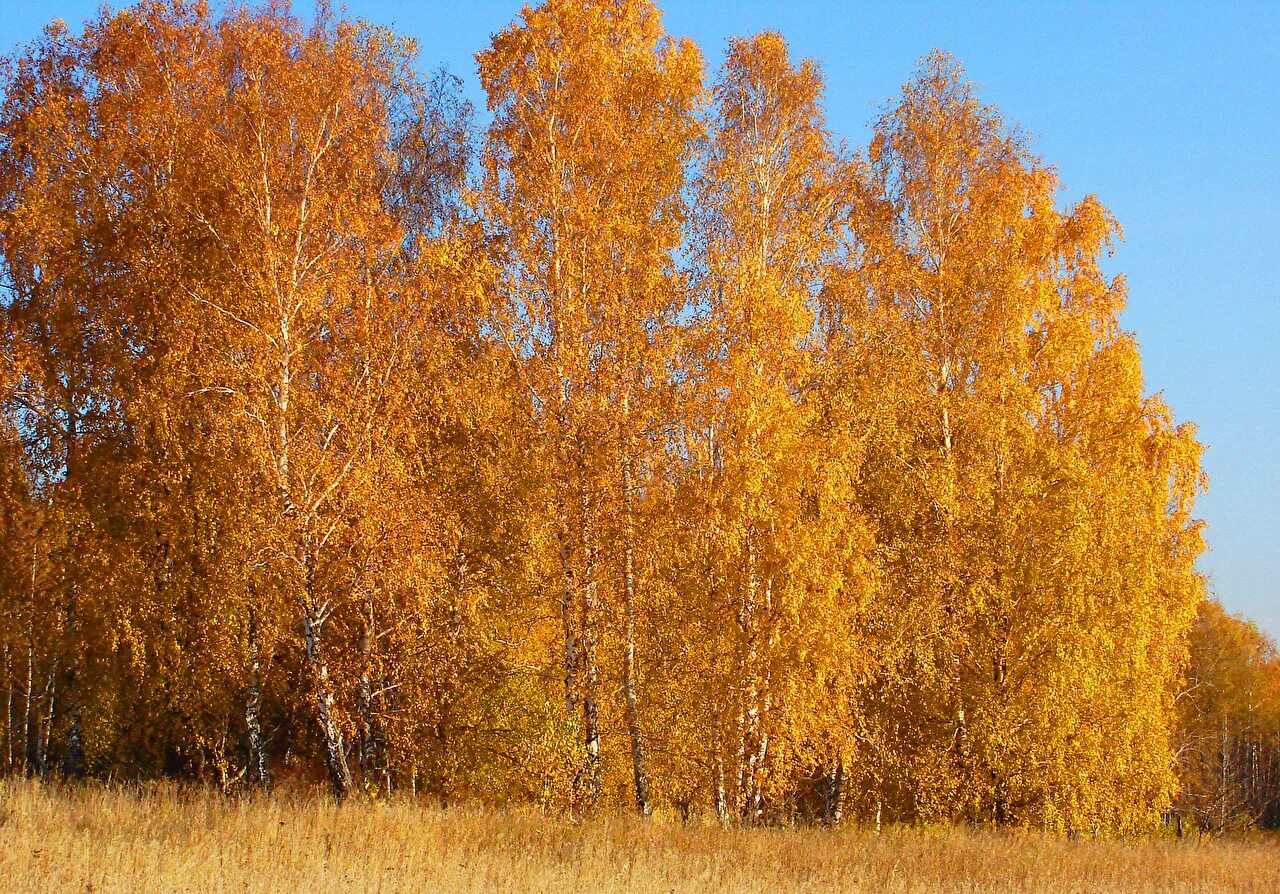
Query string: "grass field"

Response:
xmin=1 ymin=781 xmax=1276 ymax=893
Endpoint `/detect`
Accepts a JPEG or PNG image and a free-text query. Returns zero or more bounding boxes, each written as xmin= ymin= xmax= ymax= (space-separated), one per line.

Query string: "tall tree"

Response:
xmin=164 ymin=7 xmax=443 ymax=799
xmin=683 ymin=32 xmax=873 ymax=821
xmin=839 ymin=51 xmax=1206 ymax=831
xmin=478 ymin=0 xmax=702 ymax=813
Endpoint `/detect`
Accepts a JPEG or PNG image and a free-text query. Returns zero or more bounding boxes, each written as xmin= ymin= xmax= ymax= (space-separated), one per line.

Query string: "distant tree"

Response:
xmin=1176 ymin=600 xmax=1280 ymax=833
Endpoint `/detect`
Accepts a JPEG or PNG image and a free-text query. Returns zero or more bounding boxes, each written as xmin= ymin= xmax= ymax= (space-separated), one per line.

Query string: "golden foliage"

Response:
xmin=0 ymin=1 xmax=1219 ymax=836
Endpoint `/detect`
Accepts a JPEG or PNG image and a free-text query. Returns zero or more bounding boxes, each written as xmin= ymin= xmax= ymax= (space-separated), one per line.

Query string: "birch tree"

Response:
xmin=170 ymin=8 xmax=434 ymax=799
xmin=844 ymin=51 xmax=1207 ymax=831
xmin=478 ymin=0 xmax=702 ymax=813
xmin=686 ymin=32 xmax=873 ymax=821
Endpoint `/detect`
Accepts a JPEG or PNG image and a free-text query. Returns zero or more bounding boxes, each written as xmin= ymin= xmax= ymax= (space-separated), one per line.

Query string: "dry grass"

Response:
xmin=1 ymin=781 xmax=1276 ymax=893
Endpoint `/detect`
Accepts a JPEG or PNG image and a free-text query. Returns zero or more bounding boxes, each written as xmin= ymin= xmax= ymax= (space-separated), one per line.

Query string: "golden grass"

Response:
xmin=1 ymin=781 xmax=1276 ymax=893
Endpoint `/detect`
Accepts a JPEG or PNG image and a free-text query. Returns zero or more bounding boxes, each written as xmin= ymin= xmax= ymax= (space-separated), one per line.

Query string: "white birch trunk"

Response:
xmin=621 ymin=456 xmax=651 ymax=815
xmin=300 ymin=562 xmax=353 ymax=800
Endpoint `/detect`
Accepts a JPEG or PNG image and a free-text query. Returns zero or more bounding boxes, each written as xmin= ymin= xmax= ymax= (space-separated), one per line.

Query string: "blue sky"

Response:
xmin=2 ymin=1 xmax=1277 ymax=636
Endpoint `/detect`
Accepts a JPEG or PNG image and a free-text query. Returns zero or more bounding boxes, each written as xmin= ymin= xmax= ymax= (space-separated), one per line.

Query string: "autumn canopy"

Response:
xmin=0 ymin=0 xmax=1265 ymax=835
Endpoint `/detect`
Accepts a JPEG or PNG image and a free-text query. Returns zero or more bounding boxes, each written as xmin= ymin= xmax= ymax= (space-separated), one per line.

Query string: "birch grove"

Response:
xmin=0 ymin=0 xmax=1255 ymax=833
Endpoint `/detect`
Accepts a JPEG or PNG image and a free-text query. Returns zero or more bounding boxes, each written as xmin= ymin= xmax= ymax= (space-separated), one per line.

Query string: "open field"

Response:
xmin=0 ymin=782 xmax=1276 ymax=894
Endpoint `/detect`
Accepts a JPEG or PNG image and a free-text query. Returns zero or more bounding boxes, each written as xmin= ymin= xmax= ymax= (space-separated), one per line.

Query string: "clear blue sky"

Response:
xmin=2 ymin=1 xmax=1277 ymax=636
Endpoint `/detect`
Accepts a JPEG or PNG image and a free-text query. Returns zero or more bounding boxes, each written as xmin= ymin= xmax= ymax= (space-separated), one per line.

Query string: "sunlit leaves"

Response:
xmin=0 ymin=2 xmax=1211 ymax=830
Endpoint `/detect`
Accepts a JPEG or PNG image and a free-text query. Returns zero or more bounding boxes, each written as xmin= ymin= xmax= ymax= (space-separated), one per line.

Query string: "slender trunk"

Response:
xmin=737 ymin=533 xmax=759 ymax=817
xmin=746 ymin=682 xmax=772 ymax=822
xmin=214 ymin=711 xmax=232 ymax=791
xmin=579 ymin=585 xmax=601 ymax=804
xmin=735 ymin=703 xmax=748 ymax=813
xmin=23 ymin=544 xmax=37 ymax=776
xmin=357 ymin=603 xmax=384 ymax=784
xmin=300 ymin=573 xmax=353 ymax=800
xmin=357 ymin=645 xmax=376 ymax=776
xmin=23 ymin=637 xmax=35 ymax=777
xmin=824 ymin=759 xmax=845 ymax=826
xmin=61 ymin=409 xmax=84 ymax=780
xmin=556 ymin=519 xmax=578 ymax=718
xmin=748 ymin=577 xmax=775 ymax=821
xmin=571 ymin=438 xmax=601 ymax=808
xmin=710 ymin=569 xmax=729 ymax=824
xmin=621 ymin=457 xmax=651 ymax=816
xmin=953 ymin=643 xmax=968 ymax=808
xmin=738 ymin=538 xmax=776 ymax=821
xmin=61 ymin=572 xmax=84 ymax=778
xmin=435 ymin=715 xmax=450 ymax=808
xmin=1220 ymin=715 xmax=1229 ymax=833
xmin=244 ymin=607 xmax=269 ymax=788
xmin=551 ymin=212 xmax=577 ymax=723
xmin=39 ymin=662 xmax=56 ymax=777
xmin=303 ymin=611 xmax=353 ymax=801
xmin=4 ymin=644 xmax=12 ymax=775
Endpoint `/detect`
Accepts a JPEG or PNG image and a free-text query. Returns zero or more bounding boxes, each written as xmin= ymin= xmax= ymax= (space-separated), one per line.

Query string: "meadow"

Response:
xmin=1 ymin=782 xmax=1276 ymax=894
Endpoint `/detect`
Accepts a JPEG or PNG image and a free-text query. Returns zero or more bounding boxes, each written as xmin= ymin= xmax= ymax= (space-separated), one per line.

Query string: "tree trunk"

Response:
xmin=745 ymin=682 xmax=772 ymax=822
xmin=23 ymin=544 xmax=38 ymax=777
xmin=738 ymin=537 xmax=773 ymax=821
xmin=574 ymin=446 xmax=601 ymax=807
xmin=301 ymin=592 xmax=353 ymax=801
xmin=61 ymin=411 xmax=84 ymax=780
xmin=954 ymin=647 xmax=969 ymax=804
xmin=23 ymin=637 xmax=36 ymax=777
xmin=579 ymin=574 xmax=601 ymax=805
xmin=824 ymin=759 xmax=845 ymax=826
xmin=621 ymin=457 xmax=651 ymax=816
xmin=713 ymin=727 xmax=729 ymax=822
xmin=4 ymin=644 xmax=12 ymax=775
xmin=39 ymin=662 xmax=56 ymax=777
xmin=556 ymin=519 xmax=578 ymax=719
xmin=61 ymin=577 xmax=84 ymax=778
xmin=749 ymin=574 xmax=776 ymax=821
xmin=737 ymin=533 xmax=759 ymax=818
xmin=244 ymin=607 xmax=269 ymax=788
xmin=356 ymin=604 xmax=385 ymax=786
